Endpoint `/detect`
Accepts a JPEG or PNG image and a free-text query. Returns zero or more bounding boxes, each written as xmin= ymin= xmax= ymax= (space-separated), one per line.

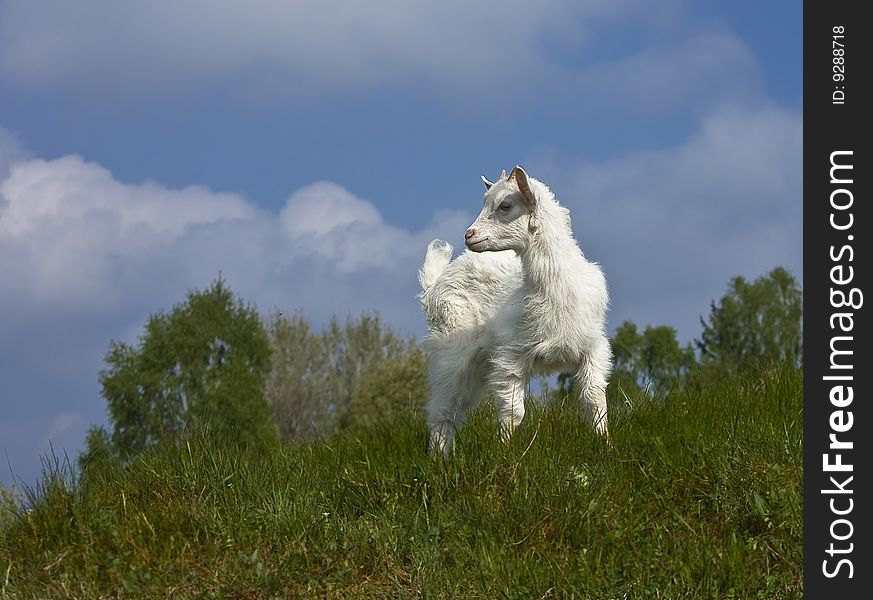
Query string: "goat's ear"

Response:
xmin=509 ymin=165 xmax=536 ymax=210
xmin=481 ymin=175 xmax=494 ymax=190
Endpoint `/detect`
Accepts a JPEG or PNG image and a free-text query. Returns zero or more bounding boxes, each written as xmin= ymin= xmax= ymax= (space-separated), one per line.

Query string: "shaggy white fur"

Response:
xmin=418 ymin=166 xmax=611 ymax=454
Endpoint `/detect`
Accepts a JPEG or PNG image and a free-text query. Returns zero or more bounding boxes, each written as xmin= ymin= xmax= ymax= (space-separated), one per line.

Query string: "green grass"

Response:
xmin=1 ymin=366 xmax=802 ymax=599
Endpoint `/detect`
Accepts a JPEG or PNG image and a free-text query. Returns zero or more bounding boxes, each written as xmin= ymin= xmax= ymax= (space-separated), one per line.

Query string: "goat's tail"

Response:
xmin=418 ymin=239 xmax=453 ymax=291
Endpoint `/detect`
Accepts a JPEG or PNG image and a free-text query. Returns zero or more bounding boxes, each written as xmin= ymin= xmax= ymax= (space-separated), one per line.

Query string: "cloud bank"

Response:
xmin=0 ymin=148 xmax=470 ymax=328
xmin=1 ymin=0 xmax=754 ymax=107
xmin=0 ymin=1 xmax=601 ymax=92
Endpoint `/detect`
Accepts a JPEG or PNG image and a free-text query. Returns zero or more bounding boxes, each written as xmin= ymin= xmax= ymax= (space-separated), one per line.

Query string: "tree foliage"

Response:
xmin=696 ymin=267 xmax=802 ymax=370
xmin=610 ymin=321 xmax=696 ymax=397
xmin=266 ymin=312 xmax=425 ymax=439
xmin=342 ymin=346 xmax=428 ymax=429
xmin=265 ymin=312 xmax=330 ymax=439
xmin=90 ymin=278 xmax=276 ymax=461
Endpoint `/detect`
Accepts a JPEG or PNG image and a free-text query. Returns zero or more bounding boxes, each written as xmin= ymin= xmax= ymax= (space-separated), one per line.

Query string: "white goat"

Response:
xmin=418 ymin=166 xmax=611 ymax=454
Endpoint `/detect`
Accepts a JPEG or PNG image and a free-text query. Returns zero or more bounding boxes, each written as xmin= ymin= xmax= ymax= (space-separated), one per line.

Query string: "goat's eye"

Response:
xmin=498 ymin=201 xmax=512 ymax=212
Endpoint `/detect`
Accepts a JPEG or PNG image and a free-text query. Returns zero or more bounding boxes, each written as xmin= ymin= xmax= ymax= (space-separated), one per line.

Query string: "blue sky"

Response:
xmin=0 ymin=1 xmax=801 ymax=489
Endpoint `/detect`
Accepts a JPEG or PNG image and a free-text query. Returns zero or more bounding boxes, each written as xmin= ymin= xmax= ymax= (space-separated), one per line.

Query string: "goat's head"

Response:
xmin=465 ymin=165 xmax=538 ymax=253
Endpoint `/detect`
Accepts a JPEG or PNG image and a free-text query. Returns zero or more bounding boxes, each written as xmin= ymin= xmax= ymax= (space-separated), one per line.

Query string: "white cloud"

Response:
xmin=0 ymin=155 xmax=257 ymax=309
xmin=0 ymin=138 xmax=469 ymax=327
xmin=281 ymin=182 xmax=382 ymax=237
xmin=278 ymin=181 xmax=473 ymax=274
xmin=0 ymin=155 xmax=254 ymax=238
xmin=279 ymin=181 xmax=397 ymax=271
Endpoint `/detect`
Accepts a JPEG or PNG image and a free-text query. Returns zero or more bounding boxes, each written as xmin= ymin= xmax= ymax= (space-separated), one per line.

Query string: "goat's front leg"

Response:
xmin=488 ymin=365 xmax=527 ymax=443
xmin=575 ymin=334 xmax=611 ymax=439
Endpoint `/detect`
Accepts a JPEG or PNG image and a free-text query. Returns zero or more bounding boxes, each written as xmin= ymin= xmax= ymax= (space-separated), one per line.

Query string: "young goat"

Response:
xmin=418 ymin=166 xmax=611 ymax=454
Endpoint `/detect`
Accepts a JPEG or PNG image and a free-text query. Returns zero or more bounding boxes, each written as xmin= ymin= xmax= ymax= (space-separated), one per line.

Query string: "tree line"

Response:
xmin=607 ymin=266 xmax=801 ymax=399
xmin=78 ymin=267 xmax=802 ymax=467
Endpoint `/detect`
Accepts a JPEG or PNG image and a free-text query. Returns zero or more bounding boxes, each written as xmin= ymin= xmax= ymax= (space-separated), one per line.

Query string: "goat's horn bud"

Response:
xmin=499 ymin=169 xmax=507 ymax=180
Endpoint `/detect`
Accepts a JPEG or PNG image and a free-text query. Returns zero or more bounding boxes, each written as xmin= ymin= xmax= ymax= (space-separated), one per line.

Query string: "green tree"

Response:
xmin=696 ymin=267 xmax=802 ymax=370
xmin=78 ymin=425 xmax=116 ymax=475
xmin=610 ymin=320 xmax=696 ymax=397
xmin=266 ymin=311 xmax=331 ymax=438
xmin=89 ymin=278 xmax=276 ymax=461
xmin=341 ymin=346 xmax=428 ymax=429
xmin=266 ymin=312 xmax=424 ymax=438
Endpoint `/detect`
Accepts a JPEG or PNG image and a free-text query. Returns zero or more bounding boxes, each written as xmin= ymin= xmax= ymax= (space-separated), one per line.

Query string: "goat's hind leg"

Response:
xmin=425 ymin=373 xmax=461 ymax=455
xmin=425 ymin=338 xmax=485 ymax=455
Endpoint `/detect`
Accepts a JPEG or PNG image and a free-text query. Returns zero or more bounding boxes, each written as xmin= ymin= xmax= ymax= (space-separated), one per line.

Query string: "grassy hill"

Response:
xmin=1 ymin=366 xmax=802 ymax=599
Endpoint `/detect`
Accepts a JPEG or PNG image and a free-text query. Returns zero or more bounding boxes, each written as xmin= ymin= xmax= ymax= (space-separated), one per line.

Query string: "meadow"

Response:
xmin=1 ymin=366 xmax=802 ymax=599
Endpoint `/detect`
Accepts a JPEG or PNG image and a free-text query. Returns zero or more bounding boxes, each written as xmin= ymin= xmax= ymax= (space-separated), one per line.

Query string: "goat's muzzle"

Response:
xmin=464 ymin=227 xmax=488 ymax=251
